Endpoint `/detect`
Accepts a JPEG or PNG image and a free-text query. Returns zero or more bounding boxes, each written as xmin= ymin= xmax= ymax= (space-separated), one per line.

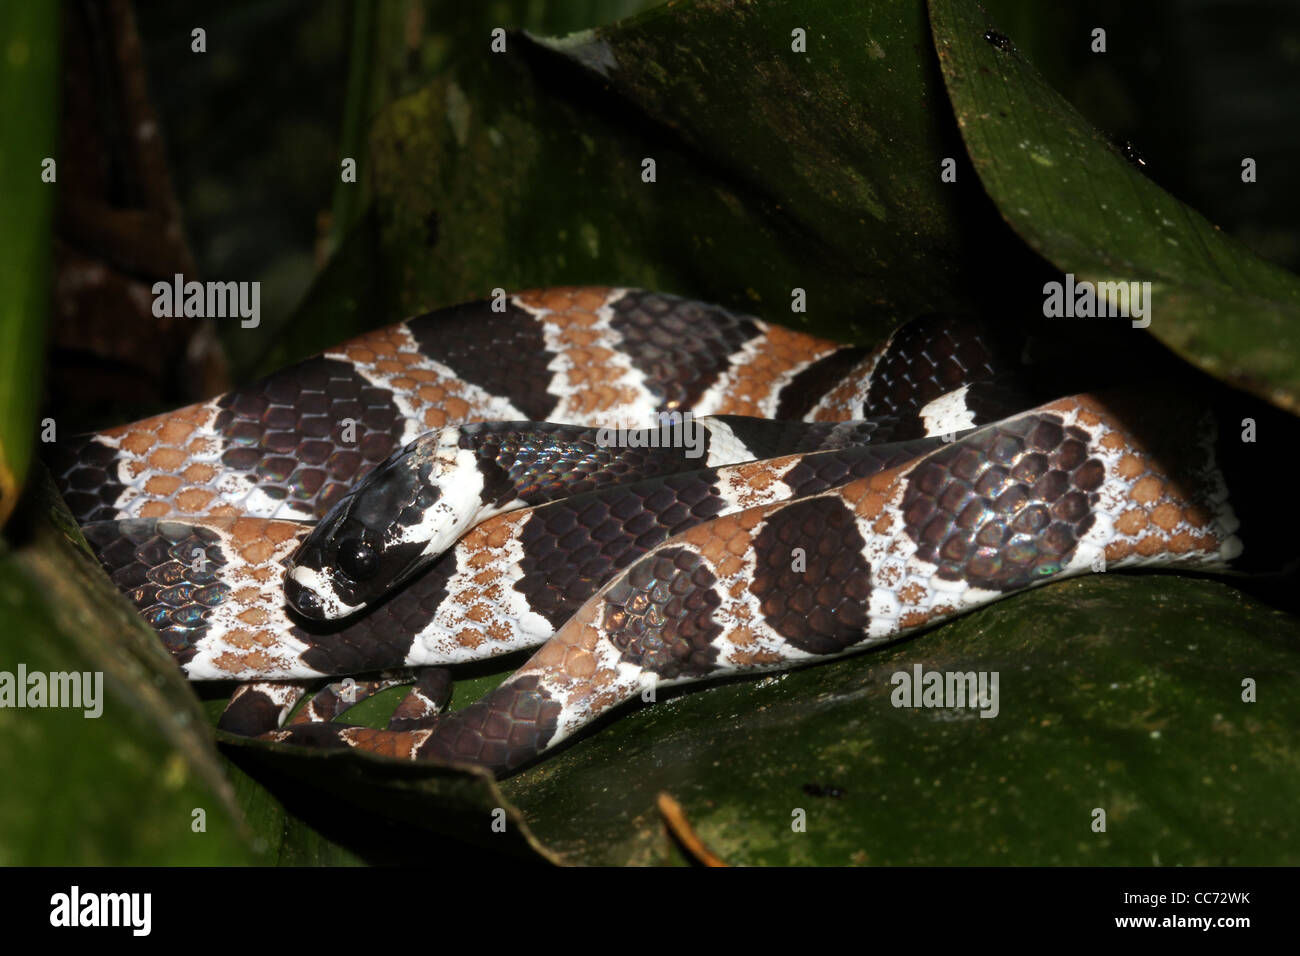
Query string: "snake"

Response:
xmin=47 ymin=286 xmax=1281 ymax=777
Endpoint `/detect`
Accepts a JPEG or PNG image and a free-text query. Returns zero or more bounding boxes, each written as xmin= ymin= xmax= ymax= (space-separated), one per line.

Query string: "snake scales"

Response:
xmin=48 ymin=287 xmax=1279 ymax=776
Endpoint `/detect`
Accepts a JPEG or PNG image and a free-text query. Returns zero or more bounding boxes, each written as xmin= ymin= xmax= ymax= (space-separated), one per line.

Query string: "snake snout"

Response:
xmin=283 ymin=552 xmax=364 ymax=620
xmin=283 ymin=574 xmax=325 ymax=620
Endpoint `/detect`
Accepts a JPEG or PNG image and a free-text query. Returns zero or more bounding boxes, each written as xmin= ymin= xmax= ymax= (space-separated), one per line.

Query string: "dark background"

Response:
xmin=50 ymin=0 xmax=1299 ymax=425
xmin=132 ymin=0 xmax=1300 ymax=352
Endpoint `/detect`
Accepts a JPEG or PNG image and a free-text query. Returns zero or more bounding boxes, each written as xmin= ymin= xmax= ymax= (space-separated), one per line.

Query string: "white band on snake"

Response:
xmin=48 ymin=287 xmax=1281 ymax=775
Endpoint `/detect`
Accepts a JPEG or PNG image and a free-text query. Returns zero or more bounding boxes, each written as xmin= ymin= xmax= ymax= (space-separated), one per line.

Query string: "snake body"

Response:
xmin=49 ymin=287 xmax=1274 ymax=775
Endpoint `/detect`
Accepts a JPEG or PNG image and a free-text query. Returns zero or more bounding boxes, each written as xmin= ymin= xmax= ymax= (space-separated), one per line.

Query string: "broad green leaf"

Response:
xmin=348 ymin=0 xmax=1041 ymax=349
xmin=222 ymin=735 xmax=560 ymax=865
xmin=498 ymin=574 xmax=1300 ymax=864
xmin=0 ymin=474 xmax=375 ymax=864
xmin=0 ymin=2 xmax=58 ymax=525
xmin=219 ymin=573 xmax=1300 ymax=866
xmin=325 ymin=2 xmax=661 ymax=261
xmin=929 ymin=0 xmax=1300 ymax=413
xmin=0 ymin=477 xmax=260 ymax=864
xmin=219 ymin=757 xmax=363 ymax=866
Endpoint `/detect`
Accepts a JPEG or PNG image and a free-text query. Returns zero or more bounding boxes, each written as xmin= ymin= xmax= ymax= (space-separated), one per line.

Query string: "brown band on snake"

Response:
xmin=862 ymin=314 xmax=1012 ymax=421
xmin=49 ymin=435 xmax=131 ymax=524
xmin=212 ymin=356 xmax=405 ymax=519
xmin=774 ymin=346 xmax=873 ymax=420
xmin=514 ymin=469 xmax=728 ymax=630
xmin=405 ymin=299 xmax=561 ymax=421
xmin=217 ymin=682 xmax=307 ymax=737
xmin=606 ymin=289 xmax=762 ymax=411
xmin=414 ymin=675 xmax=563 ymax=773
xmin=388 ymin=668 xmax=455 ymax=732
xmin=81 ymin=519 xmax=228 ymax=665
xmin=600 ymin=546 xmax=725 ymax=679
xmin=748 ymin=495 xmax=873 ymax=654
xmin=900 ymin=412 xmax=1104 ymax=590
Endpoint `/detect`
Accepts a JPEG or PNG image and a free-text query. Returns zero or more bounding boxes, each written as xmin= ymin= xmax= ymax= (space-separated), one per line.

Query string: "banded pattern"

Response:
xmin=49 ymin=290 xmax=1011 ymax=528
xmin=278 ymin=415 xmax=765 ymax=620
xmin=79 ymin=438 xmax=944 ymax=679
xmin=267 ymin=393 xmax=1246 ymax=774
xmin=47 ymin=286 xmax=1267 ymax=779
xmin=281 ymin=410 xmax=945 ymax=622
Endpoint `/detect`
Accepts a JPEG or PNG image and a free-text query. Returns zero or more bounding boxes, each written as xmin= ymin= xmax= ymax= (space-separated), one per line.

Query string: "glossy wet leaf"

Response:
xmin=929 ymin=0 xmax=1300 ymax=413
xmin=222 ymin=734 xmax=560 ymax=865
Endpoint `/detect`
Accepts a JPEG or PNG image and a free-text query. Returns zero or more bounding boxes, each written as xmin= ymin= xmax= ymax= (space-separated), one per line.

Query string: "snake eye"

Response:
xmin=336 ymin=539 xmax=378 ymax=581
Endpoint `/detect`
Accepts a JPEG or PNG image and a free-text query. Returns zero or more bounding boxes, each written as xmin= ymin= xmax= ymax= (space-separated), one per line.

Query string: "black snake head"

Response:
xmin=284 ymin=429 xmax=486 ymax=620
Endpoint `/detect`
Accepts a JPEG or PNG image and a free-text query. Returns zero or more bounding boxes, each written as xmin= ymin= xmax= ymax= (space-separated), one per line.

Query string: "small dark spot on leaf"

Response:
xmin=803 ymin=783 xmax=845 ymax=799
xmin=983 ymin=29 xmax=1014 ymax=52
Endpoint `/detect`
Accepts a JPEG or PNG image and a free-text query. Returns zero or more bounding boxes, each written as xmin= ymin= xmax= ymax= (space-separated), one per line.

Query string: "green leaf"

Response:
xmin=346 ymin=0 xmax=1041 ymax=348
xmin=217 ymin=573 xmax=1300 ymax=866
xmin=498 ymin=574 xmax=1300 ymax=865
xmin=928 ymin=0 xmax=1300 ymax=413
xmin=324 ymin=1 xmax=663 ymax=261
xmin=221 ymin=735 xmax=561 ymax=865
xmin=0 ymin=2 xmax=58 ymax=524
xmin=0 ymin=476 xmax=262 ymax=864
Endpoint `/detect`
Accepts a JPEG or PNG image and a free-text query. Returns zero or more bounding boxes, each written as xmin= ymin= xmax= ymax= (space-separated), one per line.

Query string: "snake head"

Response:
xmin=283 ymin=429 xmax=485 ymax=620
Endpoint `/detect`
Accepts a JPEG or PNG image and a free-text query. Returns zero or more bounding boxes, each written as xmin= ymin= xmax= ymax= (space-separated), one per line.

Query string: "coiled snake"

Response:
xmin=48 ymin=287 xmax=1279 ymax=776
